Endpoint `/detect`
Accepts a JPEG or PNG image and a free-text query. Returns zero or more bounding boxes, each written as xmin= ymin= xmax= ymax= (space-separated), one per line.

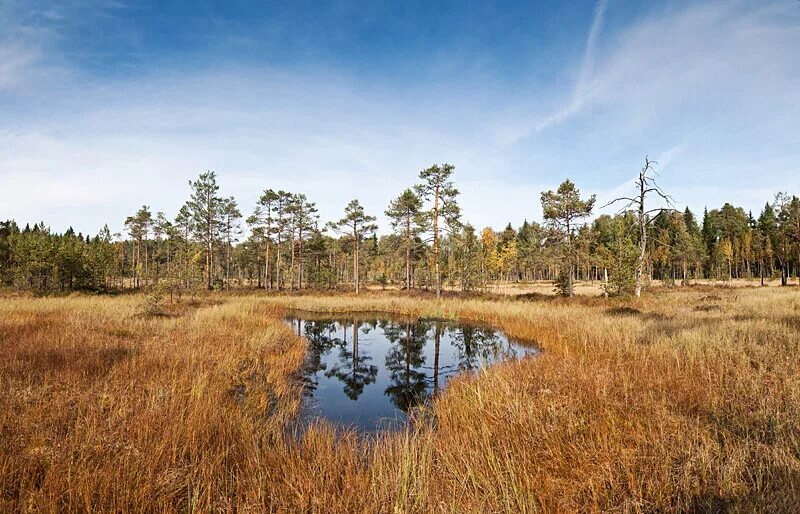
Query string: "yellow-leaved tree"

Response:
xmin=481 ymin=228 xmax=499 ymax=280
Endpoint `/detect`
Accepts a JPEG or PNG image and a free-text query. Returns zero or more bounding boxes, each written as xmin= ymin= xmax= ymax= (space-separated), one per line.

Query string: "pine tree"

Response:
xmin=221 ymin=197 xmax=242 ymax=290
xmin=385 ymin=189 xmax=425 ymax=291
xmin=541 ymin=179 xmax=596 ymax=297
xmin=604 ymin=214 xmax=638 ymax=296
xmin=415 ymin=164 xmax=460 ymax=298
xmin=249 ymin=189 xmax=280 ymax=290
xmin=186 ymin=171 xmax=223 ymax=290
xmin=124 ymin=206 xmax=152 ymax=288
xmin=286 ymin=194 xmax=318 ymax=289
xmin=332 ymin=200 xmax=377 ymax=295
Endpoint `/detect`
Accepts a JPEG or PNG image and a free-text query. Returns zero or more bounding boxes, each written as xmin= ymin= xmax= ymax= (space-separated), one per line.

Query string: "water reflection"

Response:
xmin=288 ymin=312 xmax=538 ymax=432
xmin=382 ymin=321 xmax=429 ymax=412
xmin=324 ymin=320 xmax=379 ymax=400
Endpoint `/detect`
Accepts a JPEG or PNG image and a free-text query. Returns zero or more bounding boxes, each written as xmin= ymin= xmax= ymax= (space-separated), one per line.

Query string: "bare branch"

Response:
xmin=644 ymin=207 xmax=679 ymax=216
xmin=601 ymin=197 xmax=638 ymax=209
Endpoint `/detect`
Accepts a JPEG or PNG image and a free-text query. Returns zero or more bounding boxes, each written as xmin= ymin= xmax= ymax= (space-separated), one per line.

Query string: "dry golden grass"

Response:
xmin=0 ymin=295 xmax=305 ymax=512
xmin=369 ymin=277 xmax=790 ymax=297
xmin=1 ymin=286 xmax=799 ymax=512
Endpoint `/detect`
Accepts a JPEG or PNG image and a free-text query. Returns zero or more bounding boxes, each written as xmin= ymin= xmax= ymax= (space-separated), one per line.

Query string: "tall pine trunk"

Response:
xmin=433 ymin=186 xmax=441 ymax=298
xmin=353 ymin=225 xmax=360 ymax=295
xmin=405 ymin=217 xmax=411 ymax=291
xmin=265 ymin=241 xmax=271 ymax=290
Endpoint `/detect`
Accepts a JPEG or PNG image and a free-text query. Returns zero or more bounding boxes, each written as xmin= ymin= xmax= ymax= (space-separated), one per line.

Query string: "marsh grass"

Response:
xmin=1 ymin=287 xmax=798 ymax=512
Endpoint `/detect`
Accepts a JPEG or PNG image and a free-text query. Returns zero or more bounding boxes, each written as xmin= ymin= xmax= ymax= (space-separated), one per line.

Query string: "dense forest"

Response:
xmin=2 ymin=163 xmax=799 ymax=296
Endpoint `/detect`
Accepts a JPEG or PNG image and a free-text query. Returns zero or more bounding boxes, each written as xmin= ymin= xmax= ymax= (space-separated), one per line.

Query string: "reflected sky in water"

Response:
xmin=285 ymin=312 xmax=539 ymax=432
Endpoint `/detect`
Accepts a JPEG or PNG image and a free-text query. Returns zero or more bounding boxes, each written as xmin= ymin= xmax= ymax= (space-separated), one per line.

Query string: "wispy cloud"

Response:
xmin=508 ymin=1 xmax=800 ymax=145
xmin=518 ymin=0 xmax=609 ymax=138
xmin=0 ymin=65 xmax=511 ymax=233
xmin=0 ymin=44 xmax=39 ymax=92
xmin=576 ymin=0 xmax=608 ymax=97
xmin=1 ymin=1 xmax=798 ymax=235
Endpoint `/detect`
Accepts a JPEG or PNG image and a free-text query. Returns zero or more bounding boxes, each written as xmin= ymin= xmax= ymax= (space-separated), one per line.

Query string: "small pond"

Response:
xmin=285 ymin=311 xmax=539 ymax=432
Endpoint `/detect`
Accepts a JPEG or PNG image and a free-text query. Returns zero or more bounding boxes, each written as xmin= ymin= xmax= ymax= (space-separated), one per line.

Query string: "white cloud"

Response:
xmin=506 ymin=1 xmax=800 ymax=145
xmin=1 ymin=0 xmax=798 ymax=236
xmin=500 ymin=0 xmax=609 ymax=142
xmin=0 ymin=67 xmax=509 ymax=234
xmin=0 ymin=44 xmax=39 ymax=91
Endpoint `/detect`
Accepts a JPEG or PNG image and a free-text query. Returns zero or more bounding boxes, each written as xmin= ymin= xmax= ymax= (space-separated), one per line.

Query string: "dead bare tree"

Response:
xmin=604 ymin=157 xmax=675 ymax=297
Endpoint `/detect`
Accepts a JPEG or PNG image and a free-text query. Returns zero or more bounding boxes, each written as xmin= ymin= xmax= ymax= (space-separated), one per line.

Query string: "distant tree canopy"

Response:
xmin=2 ymin=162 xmax=799 ymax=295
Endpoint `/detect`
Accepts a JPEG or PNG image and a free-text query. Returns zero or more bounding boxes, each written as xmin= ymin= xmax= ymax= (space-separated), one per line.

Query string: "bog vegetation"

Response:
xmin=1 ymin=288 xmax=799 ymax=512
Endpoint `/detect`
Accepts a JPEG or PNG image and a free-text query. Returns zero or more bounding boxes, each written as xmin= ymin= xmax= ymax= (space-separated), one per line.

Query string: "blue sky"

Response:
xmin=1 ymin=0 xmax=799 ymax=236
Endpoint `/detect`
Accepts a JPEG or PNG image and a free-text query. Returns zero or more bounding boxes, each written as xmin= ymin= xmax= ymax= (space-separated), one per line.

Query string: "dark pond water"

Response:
xmin=286 ymin=312 xmax=539 ymax=432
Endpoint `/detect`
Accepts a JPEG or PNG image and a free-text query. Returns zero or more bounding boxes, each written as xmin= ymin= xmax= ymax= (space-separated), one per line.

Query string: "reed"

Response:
xmin=1 ymin=286 xmax=798 ymax=512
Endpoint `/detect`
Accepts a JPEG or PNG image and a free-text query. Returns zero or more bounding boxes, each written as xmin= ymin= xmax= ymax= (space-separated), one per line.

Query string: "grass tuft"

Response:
xmin=1 ymin=287 xmax=799 ymax=512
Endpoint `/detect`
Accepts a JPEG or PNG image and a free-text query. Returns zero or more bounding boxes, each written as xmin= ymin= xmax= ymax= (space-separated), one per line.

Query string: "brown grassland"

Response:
xmin=1 ymin=284 xmax=799 ymax=512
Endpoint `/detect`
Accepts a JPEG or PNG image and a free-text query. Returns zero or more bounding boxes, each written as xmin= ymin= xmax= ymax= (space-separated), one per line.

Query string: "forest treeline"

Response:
xmin=1 ymin=162 xmax=799 ymax=296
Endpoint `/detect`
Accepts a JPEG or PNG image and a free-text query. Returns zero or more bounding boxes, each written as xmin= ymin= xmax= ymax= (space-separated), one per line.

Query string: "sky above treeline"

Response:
xmin=1 ymin=0 xmax=799 ymax=236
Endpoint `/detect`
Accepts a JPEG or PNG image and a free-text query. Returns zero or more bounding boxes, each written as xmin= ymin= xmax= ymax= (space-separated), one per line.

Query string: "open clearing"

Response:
xmin=1 ymin=286 xmax=799 ymax=512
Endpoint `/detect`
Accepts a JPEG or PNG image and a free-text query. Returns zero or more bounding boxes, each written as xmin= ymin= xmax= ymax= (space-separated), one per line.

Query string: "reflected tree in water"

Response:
xmin=448 ymin=324 xmax=516 ymax=372
xmin=299 ymin=320 xmax=340 ymax=394
xmin=383 ymin=321 xmax=430 ymax=412
xmin=324 ymin=318 xmax=378 ymax=400
xmin=433 ymin=323 xmax=442 ymax=397
xmin=287 ymin=313 xmax=534 ymax=431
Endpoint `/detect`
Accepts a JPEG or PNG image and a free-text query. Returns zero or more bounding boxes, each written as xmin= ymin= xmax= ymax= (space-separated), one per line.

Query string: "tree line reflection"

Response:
xmin=291 ymin=315 xmax=529 ymax=414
